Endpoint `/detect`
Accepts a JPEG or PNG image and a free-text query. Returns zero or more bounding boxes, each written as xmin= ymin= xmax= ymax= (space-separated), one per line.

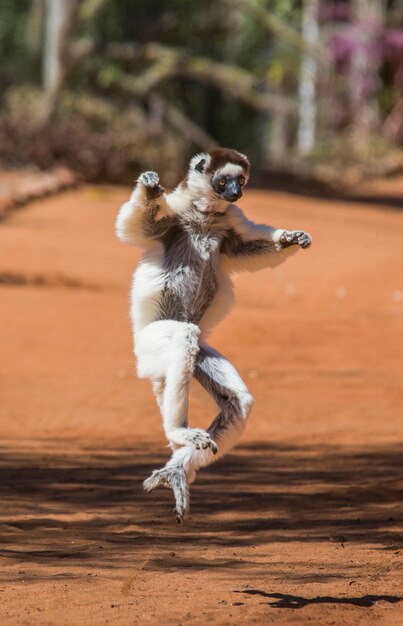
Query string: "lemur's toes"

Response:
xmin=145 ymin=466 xmax=189 ymax=523
xmin=143 ymin=475 xmax=156 ymax=493
xmin=187 ymin=429 xmax=218 ymax=454
xmin=143 ymin=471 xmax=160 ymax=492
xmin=143 ymin=468 xmax=170 ymax=492
xmin=199 ymin=437 xmax=218 ymax=454
xmin=202 ymin=439 xmax=217 ymax=452
xmin=210 ymin=441 xmax=218 ymax=455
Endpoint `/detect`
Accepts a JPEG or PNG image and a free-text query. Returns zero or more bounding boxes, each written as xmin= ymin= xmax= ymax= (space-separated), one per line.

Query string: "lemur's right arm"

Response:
xmin=220 ymin=204 xmax=312 ymax=273
xmin=116 ymin=171 xmax=174 ymax=247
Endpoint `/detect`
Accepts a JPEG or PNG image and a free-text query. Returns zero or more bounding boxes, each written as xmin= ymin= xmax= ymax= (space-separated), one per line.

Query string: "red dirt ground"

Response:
xmin=0 ymin=184 xmax=402 ymax=625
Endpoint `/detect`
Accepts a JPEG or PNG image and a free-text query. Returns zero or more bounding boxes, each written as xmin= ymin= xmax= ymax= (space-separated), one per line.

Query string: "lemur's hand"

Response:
xmin=138 ymin=171 xmax=165 ymax=200
xmin=280 ymin=230 xmax=312 ymax=249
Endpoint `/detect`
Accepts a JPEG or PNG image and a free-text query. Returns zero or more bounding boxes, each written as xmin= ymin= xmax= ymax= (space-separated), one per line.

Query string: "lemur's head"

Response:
xmin=186 ymin=148 xmax=250 ymax=207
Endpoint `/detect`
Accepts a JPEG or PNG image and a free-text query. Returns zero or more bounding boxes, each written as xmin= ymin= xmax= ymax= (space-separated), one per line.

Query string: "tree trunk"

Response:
xmin=297 ymin=0 xmax=320 ymax=158
xmin=42 ymin=0 xmax=78 ymax=122
xmin=349 ymin=0 xmax=384 ymax=146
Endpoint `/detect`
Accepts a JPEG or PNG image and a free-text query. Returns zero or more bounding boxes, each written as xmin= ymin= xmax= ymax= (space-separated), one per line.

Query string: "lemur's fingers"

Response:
xmin=280 ymin=230 xmax=312 ymax=249
xmin=138 ymin=171 xmax=165 ymax=199
xmin=296 ymin=231 xmax=312 ymax=248
xmin=139 ymin=171 xmax=159 ymax=187
xmin=279 ymin=230 xmax=294 ymax=244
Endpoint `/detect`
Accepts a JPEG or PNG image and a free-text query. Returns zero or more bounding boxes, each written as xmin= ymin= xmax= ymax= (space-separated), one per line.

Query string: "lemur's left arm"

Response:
xmin=116 ymin=171 xmax=174 ymax=248
xmin=220 ymin=205 xmax=312 ymax=273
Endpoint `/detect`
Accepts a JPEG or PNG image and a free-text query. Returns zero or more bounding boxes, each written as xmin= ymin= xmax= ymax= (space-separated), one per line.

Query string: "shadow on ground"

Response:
xmin=234 ymin=589 xmax=402 ymax=609
xmin=0 ymin=441 xmax=402 ymax=577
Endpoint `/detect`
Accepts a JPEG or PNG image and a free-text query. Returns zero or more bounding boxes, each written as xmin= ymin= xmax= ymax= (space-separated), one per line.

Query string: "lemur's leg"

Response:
xmin=151 ymin=378 xmax=165 ymax=415
xmin=144 ymin=344 xmax=253 ymax=522
xmin=137 ymin=320 xmax=217 ymax=452
xmin=195 ymin=344 xmax=254 ymax=451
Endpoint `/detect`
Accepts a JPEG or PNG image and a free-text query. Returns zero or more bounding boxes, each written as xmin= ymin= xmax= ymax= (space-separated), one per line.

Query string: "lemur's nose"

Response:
xmin=225 ymin=180 xmax=242 ymax=201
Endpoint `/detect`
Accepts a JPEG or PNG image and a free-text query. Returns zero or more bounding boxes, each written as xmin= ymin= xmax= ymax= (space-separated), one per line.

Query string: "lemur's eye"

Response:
xmin=218 ymin=178 xmax=226 ymax=187
xmin=239 ymin=176 xmax=245 ymax=186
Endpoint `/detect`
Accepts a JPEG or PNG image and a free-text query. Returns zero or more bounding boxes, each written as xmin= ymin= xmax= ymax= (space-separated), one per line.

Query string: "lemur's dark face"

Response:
xmin=190 ymin=149 xmax=250 ymax=208
xmin=212 ymin=171 xmax=246 ymax=202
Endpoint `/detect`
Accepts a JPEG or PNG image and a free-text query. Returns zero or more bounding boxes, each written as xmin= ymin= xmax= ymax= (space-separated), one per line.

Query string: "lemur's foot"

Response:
xmin=143 ymin=468 xmax=171 ymax=492
xmin=143 ymin=466 xmax=189 ymax=523
xmin=184 ymin=428 xmax=218 ymax=453
xmin=280 ymin=230 xmax=312 ymax=249
xmin=170 ymin=427 xmax=218 ymax=454
xmin=139 ymin=171 xmax=165 ymax=200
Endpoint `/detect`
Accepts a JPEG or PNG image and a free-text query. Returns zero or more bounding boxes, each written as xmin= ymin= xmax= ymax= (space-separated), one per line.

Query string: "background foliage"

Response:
xmin=0 ymin=0 xmax=402 ymax=185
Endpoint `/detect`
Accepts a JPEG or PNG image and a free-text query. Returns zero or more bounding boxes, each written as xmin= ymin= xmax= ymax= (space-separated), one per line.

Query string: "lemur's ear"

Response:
xmin=195 ymin=158 xmax=206 ymax=173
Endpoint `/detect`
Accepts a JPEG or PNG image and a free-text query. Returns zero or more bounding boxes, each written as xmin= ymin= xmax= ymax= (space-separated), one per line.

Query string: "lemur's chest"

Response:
xmin=189 ymin=230 xmax=221 ymax=263
xmin=162 ymin=220 xmax=223 ymax=269
xmin=158 ymin=220 xmax=224 ymax=323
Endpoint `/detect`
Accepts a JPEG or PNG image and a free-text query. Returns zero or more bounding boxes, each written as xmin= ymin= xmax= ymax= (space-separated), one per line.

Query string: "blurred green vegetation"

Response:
xmin=0 ymin=0 xmax=402 ymax=185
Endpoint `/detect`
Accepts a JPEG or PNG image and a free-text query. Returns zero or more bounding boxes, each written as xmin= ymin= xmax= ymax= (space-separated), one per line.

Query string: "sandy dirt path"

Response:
xmin=0 ymin=185 xmax=402 ymax=625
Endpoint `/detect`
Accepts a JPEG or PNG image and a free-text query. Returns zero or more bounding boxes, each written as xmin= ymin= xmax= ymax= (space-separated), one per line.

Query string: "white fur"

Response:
xmin=116 ymin=178 xmax=173 ymax=247
xmin=189 ymin=152 xmax=212 ymax=172
xmin=135 ymin=320 xmax=201 ymax=444
xmin=185 ymin=153 xmax=214 ymax=211
xmin=198 ymin=266 xmax=235 ymax=339
xmin=216 ymin=163 xmax=245 ymax=178
xmin=131 ymin=247 xmax=165 ymax=335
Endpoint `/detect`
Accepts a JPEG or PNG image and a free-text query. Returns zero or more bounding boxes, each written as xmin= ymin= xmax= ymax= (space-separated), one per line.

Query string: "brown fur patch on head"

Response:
xmin=206 ymin=148 xmax=250 ymax=176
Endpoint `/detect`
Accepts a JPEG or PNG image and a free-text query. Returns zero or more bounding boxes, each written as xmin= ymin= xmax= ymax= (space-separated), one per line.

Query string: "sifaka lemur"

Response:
xmin=116 ymin=148 xmax=312 ymax=522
